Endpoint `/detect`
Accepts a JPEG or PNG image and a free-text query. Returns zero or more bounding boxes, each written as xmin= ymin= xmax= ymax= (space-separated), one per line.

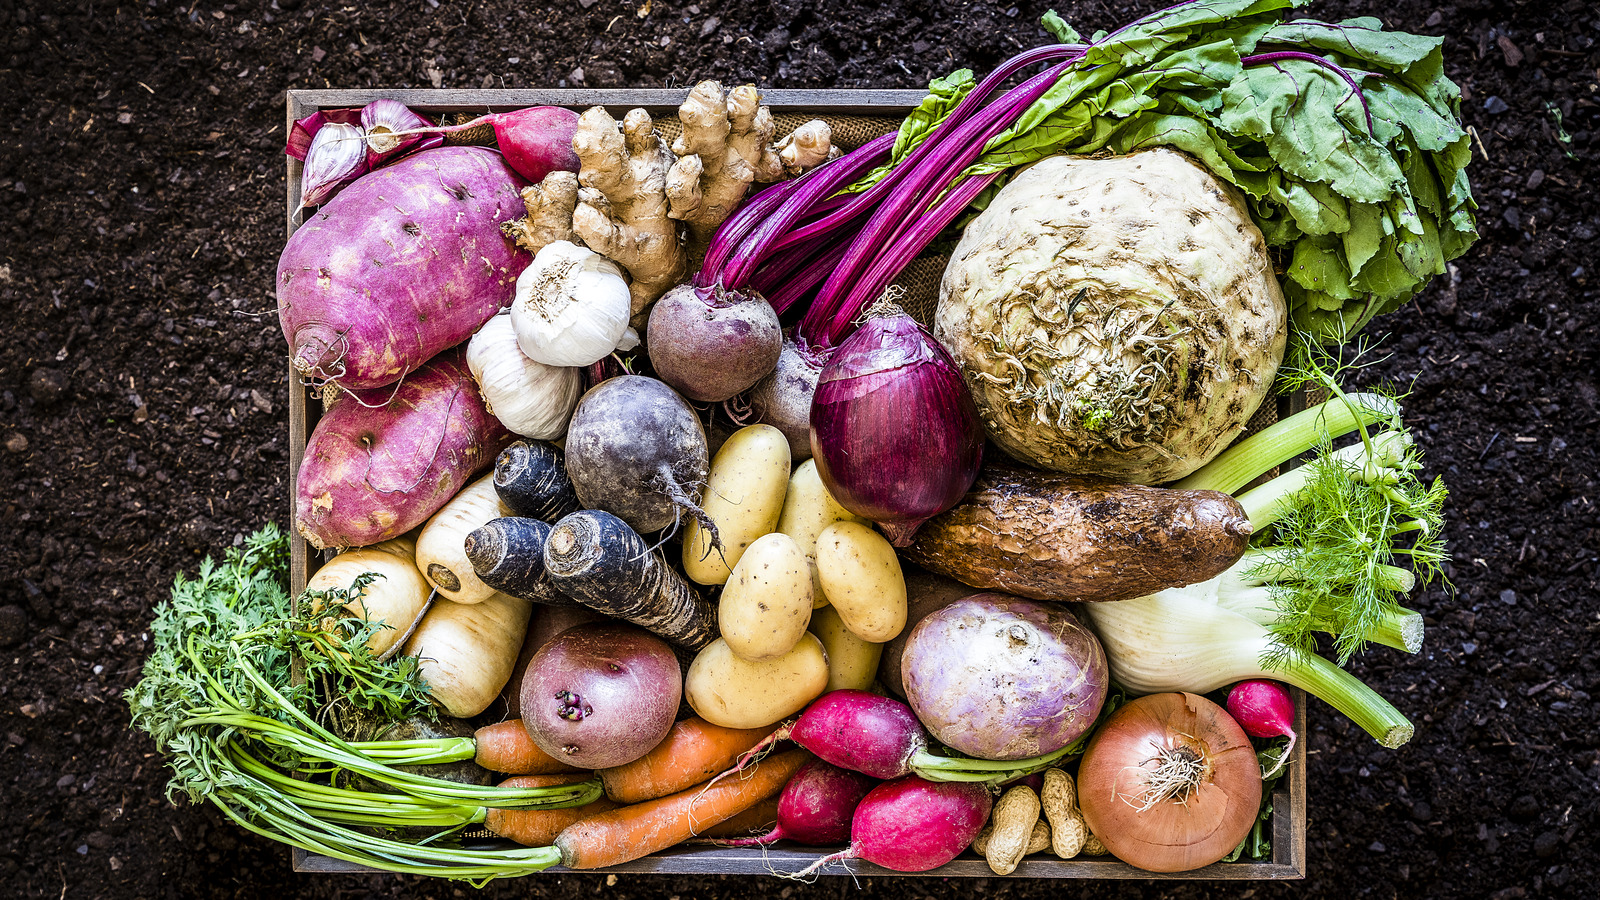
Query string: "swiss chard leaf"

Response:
xmin=1220 ymin=57 xmax=1403 ymax=204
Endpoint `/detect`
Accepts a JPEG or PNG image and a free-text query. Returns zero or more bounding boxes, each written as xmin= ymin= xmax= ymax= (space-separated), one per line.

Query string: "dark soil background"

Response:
xmin=1 ymin=0 xmax=1596 ymax=897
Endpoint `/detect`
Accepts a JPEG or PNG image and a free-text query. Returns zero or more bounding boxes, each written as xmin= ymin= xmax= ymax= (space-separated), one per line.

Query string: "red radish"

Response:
xmin=714 ymin=758 xmax=874 ymax=847
xmin=792 ymin=776 xmax=991 ymax=874
xmin=725 ymin=689 xmax=1076 ymax=787
xmin=1227 ymin=680 xmax=1297 ymax=778
xmin=787 ymin=689 xmax=928 ymax=780
xmin=395 ymin=107 xmax=581 ymax=184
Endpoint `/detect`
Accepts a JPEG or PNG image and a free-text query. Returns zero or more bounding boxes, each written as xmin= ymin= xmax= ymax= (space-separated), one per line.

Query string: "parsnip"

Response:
xmin=305 ymin=536 xmax=433 ymax=657
xmin=415 ymin=474 xmax=511 ymax=604
xmin=403 ymin=591 xmax=533 ymax=718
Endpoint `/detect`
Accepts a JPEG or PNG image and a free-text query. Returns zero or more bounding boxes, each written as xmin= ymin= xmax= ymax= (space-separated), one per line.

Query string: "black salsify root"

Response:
xmin=654 ymin=463 xmax=723 ymax=557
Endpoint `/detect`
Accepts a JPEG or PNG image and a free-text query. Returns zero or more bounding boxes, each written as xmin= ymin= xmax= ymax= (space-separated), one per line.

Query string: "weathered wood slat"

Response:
xmin=283 ymin=88 xmax=1309 ymax=881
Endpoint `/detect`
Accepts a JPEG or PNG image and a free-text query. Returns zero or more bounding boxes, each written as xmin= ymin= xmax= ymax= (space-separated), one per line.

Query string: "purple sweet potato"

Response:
xmin=277 ymin=146 xmax=531 ymax=391
xmin=295 ymin=347 xmax=513 ymax=550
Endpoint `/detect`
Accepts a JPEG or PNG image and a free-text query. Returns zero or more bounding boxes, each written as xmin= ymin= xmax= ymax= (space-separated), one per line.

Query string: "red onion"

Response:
xmin=809 ymin=309 xmax=983 ymax=546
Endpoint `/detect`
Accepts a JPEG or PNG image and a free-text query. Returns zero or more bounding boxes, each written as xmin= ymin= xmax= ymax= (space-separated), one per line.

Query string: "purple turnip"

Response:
xmin=902 ymin=594 xmax=1108 ymax=761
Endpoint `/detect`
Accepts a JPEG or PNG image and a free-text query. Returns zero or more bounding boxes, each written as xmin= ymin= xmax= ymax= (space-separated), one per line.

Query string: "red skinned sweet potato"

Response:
xmin=277 ymin=146 xmax=530 ymax=391
xmin=295 ymin=348 xmax=513 ymax=550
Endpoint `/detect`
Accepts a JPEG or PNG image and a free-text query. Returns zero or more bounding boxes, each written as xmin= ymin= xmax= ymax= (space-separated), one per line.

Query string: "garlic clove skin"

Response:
xmin=360 ymin=99 xmax=441 ymax=169
xmin=509 ymin=240 xmax=635 ymax=368
xmin=286 ymin=107 xmax=363 ymax=161
xmin=298 ymin=122 xmax=369 ymax=210
xmin=466 ymin=313 xmax=583 ymax=440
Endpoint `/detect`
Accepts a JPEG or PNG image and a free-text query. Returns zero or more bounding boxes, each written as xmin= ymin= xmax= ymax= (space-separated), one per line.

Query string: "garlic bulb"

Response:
xmin=467 ymin=312 xmax=582 ymax=440
xmin=509 ymin=240 xmax=633 ymax=367
xmin=298 ymin=122 xmax=367 ymax=211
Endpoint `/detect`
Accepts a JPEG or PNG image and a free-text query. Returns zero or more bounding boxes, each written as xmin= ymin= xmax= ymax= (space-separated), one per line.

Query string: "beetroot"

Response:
xmin=747 ymin=335 xmax=826 ymax=461
xmin=277 ymin=146 xmax=530 ymax=391
xmin=293 ymin=347 xmax=511 ymax=550
xmin=520 ymin=623 xmax=681 ymax=769
xmin=647 ymin=284 xmax=783 ymax=402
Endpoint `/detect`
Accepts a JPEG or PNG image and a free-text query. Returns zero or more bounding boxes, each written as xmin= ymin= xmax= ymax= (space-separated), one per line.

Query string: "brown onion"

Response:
xmin=809 ymin=310 xmax=983 ymax=546
xmin=1077 ymin=692 xmax=1262 ymax=873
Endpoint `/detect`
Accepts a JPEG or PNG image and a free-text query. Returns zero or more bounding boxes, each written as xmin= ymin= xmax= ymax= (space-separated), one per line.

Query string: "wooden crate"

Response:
xmin=283 ymin=88 xmax=1308 ymax=879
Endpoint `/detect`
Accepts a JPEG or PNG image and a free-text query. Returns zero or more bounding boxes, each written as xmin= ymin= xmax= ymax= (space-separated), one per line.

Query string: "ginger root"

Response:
xmin=572 ymin=106 xmax=686 ymax=317
xmin=777 ymin=120 xmax=840 ymax=177
xmin=666 ymin=81 xmax=785 ymax=240
xmin=501 ymin=170 xmax=577 ymax=257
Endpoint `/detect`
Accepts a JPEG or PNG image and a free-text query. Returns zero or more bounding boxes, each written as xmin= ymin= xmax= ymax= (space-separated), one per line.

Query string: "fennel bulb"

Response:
xmin=1082 ymin=578 xmax=1414 ymax=749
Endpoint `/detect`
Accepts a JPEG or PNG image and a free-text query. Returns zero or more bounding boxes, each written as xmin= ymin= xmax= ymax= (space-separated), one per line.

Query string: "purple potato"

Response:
xmin=520 ymin=622 xmax=681 ymax=769
xmin=901 ymin=593 xmax=1108 ymax=761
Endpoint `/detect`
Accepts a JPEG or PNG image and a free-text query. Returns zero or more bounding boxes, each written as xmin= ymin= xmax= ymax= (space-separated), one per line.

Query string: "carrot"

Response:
xmin=493 ymin=771 xmax=596 ymax=789
xmin=598 ymin=717 xmax=772 ymax=804
xmin=554 ymin=748 xmax=811 ymax=869
xmin=475 ymin=720 xmax=585 ymax=775
xmin=486 ymin=774 xmax=620 ymax=846
xmin=698 ymin=795 xmax=781 ymax=839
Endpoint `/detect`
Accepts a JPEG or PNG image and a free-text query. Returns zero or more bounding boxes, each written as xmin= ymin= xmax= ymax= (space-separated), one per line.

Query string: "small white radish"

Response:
xmin=466 ymin=312 xmax=582 ymax=440
xmin=403 ymin=591 xmax=533 ymax=718
xmin=305 ymin=537 xmax=432 ymax=657
xmin=416 ymin=474 xmax=511 ymax=604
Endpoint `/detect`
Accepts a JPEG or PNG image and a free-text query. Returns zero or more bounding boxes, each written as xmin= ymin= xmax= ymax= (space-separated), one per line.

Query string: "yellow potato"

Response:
xmin=775 ymin=459 xmax=870 ymax=608
xmin=815 ymin=521 xmax=907 ymax=642
xmin=809 ymin=604 xmax=883 ymax=693
xmin=721 ymin=533 xmax=813 ymax=661
xmin=684 ymin=424 xmax=791 ymax=585
xmin=685 ymin=634 xmax=830 ymax=729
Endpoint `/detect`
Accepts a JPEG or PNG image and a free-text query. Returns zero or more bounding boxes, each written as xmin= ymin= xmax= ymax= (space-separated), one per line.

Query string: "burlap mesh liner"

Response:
xmin=441 ymin=111 xmax=904 ymax=152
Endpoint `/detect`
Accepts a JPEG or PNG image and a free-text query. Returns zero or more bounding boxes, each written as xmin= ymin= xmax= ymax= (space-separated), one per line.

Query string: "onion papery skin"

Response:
xmin=1077 ymin=692 xmax=1262 ymax=873
xmin=809 ymin=314 xmax=983 ymax=547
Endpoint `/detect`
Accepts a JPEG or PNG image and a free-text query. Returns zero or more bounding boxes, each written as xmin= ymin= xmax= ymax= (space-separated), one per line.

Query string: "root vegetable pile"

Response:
xmin=131 ymin=1 xmax=1474 ymax=879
